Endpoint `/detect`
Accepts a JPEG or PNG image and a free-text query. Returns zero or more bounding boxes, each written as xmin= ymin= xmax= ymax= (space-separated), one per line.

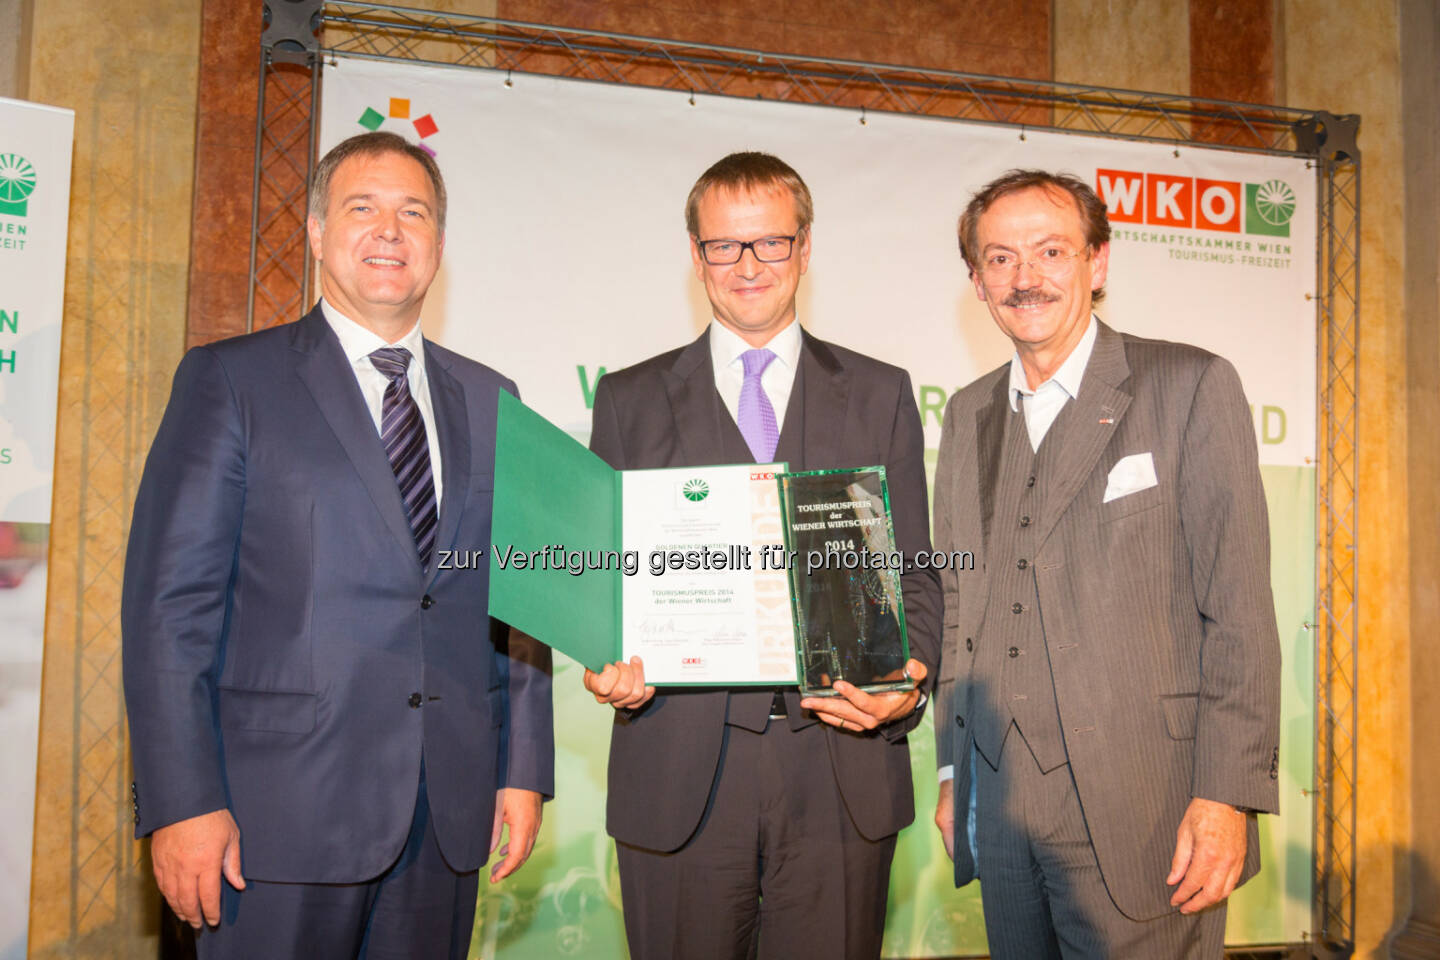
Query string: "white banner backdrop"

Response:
xmin=0 ymin=98 xmax=69 ymax=524
xmin=320 ymin=58 xmax=1317 ymax=954
xmin=0 ymin=96 xmax=73 ymax=960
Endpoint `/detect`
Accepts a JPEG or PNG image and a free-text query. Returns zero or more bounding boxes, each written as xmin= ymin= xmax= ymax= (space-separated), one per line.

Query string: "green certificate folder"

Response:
xmin=489 ymin=393 xmax=912 ymax=694
xmin=487 ymin=392 xmax=622 ymax=675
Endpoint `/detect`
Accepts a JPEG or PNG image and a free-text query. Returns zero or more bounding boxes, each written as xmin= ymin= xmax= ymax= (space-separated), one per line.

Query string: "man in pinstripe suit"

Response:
xmin=931 ymin=169 xmax=1281 ymax=958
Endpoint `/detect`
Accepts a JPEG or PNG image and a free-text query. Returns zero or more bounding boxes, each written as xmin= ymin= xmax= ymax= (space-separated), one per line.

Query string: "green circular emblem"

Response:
xmin=682 ymin=479 xmax=709 ymax=502
xmin=1254 ymin=179 xmax=1296 ymax=227
xmin=0 ymin=154 xmax=37 ymax=204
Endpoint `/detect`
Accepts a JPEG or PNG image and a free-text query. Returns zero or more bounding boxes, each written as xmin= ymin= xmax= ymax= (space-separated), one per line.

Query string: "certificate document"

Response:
xmin=619 ymin=465 xmax=795 ymax=684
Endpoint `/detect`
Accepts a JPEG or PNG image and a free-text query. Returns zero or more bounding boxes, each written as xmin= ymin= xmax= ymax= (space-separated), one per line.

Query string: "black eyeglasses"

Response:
xmin=696 ymin=234 xmax=799 ymax=265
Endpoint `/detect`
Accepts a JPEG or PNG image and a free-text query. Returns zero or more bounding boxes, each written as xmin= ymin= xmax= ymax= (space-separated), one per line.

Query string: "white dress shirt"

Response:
xmin=321 ymin=299 xmax=444 ymax=507
xmin=937 ymin=315 xmax=1098 ymax=785
xmin=709 ymin=317 xmax=803 ymax=439
xmin=1008 ymin=315 xmax=1099 ymax=451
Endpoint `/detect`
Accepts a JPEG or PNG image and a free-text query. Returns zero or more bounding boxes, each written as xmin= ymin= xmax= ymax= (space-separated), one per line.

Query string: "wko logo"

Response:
xmin=1096 ymin=170 xmax=1296 ymax=237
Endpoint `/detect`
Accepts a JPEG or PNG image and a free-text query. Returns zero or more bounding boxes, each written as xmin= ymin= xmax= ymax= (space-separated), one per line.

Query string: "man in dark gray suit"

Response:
xmin=932 ymin=169 xmax=1281 ymax=957
xmin=582 ymin=152 xmax=942 ymax=959
xmin=122 ymin=132 xmax=552 ymax=958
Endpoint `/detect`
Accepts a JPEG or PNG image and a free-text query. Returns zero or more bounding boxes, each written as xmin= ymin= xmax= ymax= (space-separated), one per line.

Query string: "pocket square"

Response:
xmin=1103 ymin=452 xmax=1157 ymax=503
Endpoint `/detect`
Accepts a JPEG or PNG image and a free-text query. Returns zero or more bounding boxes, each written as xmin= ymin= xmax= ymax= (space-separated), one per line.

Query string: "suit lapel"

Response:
xmin=772 ymin=363 xmax=804 ymax=467
xmin=1033 ymin=321 xmax=1132 ymax=549
xmin=797 ymin=330 xmax=848 ymax=471
xmin=974 ymin=374 xmax=1009 ymax=552
xmin=291 ymin=308 xmax=419 ymax=568
xmin=423 ymin=342 xmax=470 ymax=585
xmin=663 ymin=330 xmax=727 ymax=468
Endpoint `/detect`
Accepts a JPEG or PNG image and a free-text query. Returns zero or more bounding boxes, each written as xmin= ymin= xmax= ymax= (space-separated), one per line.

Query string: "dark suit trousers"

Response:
xmin=976 ymin=727 xmax=1226 ymax=959
xmin=196 ymin=768 xmax=479 ymax=960
xmin=617 ymin=721 xmax=897 ymax=960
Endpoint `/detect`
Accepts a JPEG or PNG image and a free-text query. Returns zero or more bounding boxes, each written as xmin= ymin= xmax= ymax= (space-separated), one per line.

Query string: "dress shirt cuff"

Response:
xmin=937 ymin=764 xmax=955 ymax=783
xmin=878 ymin=689 xmax=928 ymax=742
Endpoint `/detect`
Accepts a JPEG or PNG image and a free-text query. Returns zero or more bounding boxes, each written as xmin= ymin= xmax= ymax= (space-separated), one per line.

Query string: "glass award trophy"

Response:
xmin=776 ymin=467 xmax=913 ymax=697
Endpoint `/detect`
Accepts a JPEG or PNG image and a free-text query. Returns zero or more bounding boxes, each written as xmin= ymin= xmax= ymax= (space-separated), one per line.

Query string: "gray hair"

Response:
xmin=958 ymin=169 xmax=1110 ymax=302
xmin=308 ymin=131 xmax=447 ymax=233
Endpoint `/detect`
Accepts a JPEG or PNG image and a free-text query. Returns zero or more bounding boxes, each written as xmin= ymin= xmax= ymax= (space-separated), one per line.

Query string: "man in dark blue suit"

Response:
xmin=122 ymin=132 xmax=553 ymax=959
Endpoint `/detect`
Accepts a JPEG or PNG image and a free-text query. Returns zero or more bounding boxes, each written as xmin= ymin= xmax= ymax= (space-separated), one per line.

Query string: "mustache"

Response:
xmin=1001 ymin=289 xmax=1060 ymax=308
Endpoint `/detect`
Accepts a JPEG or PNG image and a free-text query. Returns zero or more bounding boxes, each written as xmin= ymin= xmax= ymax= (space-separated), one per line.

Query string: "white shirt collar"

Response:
xmin=1008 ymin=315 xmax=1099 ymax=412
xmin=708 ymin=316 xmax=803 ymax=373
xmin=320 ymin=298 xmax=427 ymax=366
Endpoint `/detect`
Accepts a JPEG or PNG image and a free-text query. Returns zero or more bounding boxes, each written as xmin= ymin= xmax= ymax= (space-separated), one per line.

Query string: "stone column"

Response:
xmin=23 ymin=1 xmax=200 ymax=956
xmin=1393 ymin=0 xmax=1440 ymax=953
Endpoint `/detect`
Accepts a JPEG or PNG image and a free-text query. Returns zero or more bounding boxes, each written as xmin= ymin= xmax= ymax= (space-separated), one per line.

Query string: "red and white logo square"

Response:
xmin=1146 ymin=174 xmax=1192 ymax=228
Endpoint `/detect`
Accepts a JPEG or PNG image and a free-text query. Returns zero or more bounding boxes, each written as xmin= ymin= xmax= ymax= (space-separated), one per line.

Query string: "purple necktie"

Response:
xmin=738 ymin=348 xmax=779 ymax=463
xmin=370 ymin=347 xmax=438 ymax=568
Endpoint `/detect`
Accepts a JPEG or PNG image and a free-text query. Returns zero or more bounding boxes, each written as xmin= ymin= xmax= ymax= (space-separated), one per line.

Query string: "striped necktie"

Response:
xmin=369 ymin=347 xmax=438 ymax=568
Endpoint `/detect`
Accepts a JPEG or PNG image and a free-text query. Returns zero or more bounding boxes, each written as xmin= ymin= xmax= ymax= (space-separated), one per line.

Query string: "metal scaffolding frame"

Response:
xmin=249 ymin=4 xmax=1361 ymax=956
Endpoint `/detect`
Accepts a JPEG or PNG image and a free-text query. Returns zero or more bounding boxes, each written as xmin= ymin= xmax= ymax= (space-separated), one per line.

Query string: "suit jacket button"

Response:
xmin=1017 ymin=558 xmax=1029 ymax=570
xmin=408 ymin=692 xmax=423 ymax=708
xmin=956 ymin=716 xmax=966 ymax=728
xmin=1007 ymin=646 xmax=1019 ymax=658
xmin=965 ymin=637 xmax=973 ymax=652
xmin=1011 ymin=602 xmax=1023 ymax=614
xmin=1019 ymin=515 xmax=1031 ymax=527
xmin=421 ymin=595 xmax=434 ymax=609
